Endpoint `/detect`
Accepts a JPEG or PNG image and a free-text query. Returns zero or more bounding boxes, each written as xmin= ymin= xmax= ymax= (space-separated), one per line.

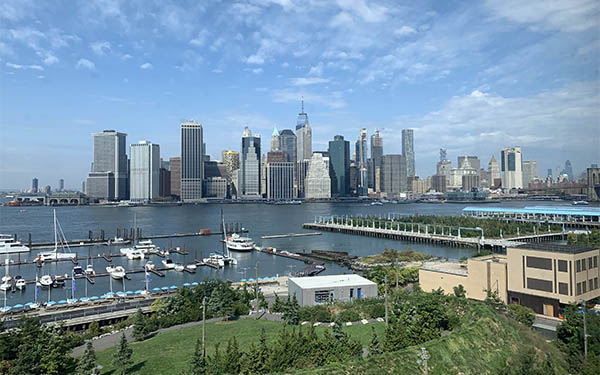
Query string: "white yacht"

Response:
xmin=136 ymin=239 xmax=156 ymax=249
xmin=109 ymin=237 xmax=129 ymax=245
xmin=162 ymin=258 xmax=176 ymax=269
xmin=174 ymin=264 xmax=185 ymax=272
xmin=120 ymin=247 xmax=145 ymax=260
xmin=0 ymin=259 xmax=10 ymax=290
xmin=35 ymin=210 xmax=76 ymax=262
xmin=38 ymin=275 xmax=53 ymax=288
xmin=85 ymin=264 xmax=95 ymax=275
xmin=226 ymin=233 xmax=255 ymax=252
xmin=15 ymin=277 xmax=26 ymax=290
xmin=202 ymin=254 xmax=225 ymax=268
xmin=0 ymin=235 xmax=30 ymax=254
xmin=106 ymin=266 xmax=126 ymax=279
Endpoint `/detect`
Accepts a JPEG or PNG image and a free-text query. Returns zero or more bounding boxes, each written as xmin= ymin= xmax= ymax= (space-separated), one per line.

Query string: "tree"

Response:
xmin=112 ymin=333 xmax=133 ymax=375
xmin=87 ymin=321 xmax=101 ymax=338
xmin=223 ymin=337 xmax=241 ymax=374
xmin=271 ymin=293 xmax=283 ymax=313
xmin=368 ymin=326 xmax=382 ymax=357
xmin=282 ymin=294 xmax=300 ymax=325
xmin=453 ymin=284 xmax=466 ymax=298
xmin=185 ymin=339 xmax=207 ymax=375
xmin=507 ymin=304 xmax=535 ymax=326
xmin=132 ymin=309 xmax=147 ymax=341
xmin=484 ymin=289 xmax=506 ymax=311
xmin=76 ymin=342 xmax=97 ymax=375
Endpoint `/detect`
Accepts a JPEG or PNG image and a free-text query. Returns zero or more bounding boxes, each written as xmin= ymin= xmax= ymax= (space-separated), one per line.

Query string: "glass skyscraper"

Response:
xmin=328 ymin=135 xmax=350 ymax=197
xmin=402 ymin=129 xmax=415 ymax=178
xmin=86 ymin=130 xmax=128 ymax=200
xmin=181 ymin=121 xmax=204 ymax=202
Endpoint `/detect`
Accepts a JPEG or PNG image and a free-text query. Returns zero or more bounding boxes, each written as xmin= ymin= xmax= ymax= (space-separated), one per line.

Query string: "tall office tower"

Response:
xmin=547 ymin=168 xmax=553 ymax=178
xmin=562 ymin=160 xmax=573 ymax=180
xmin=267 ymin=151 xmax=286 ymax=164
xmin=522 ymin=160 xmax=539 ymax=188
xmin=221 ymin=150 xmax=240 ymax=182
xmin=279 ymin=129 xmax=297 ymax=163
xmin=370 ymin=130 xmax=383 ymax=191
xmin=295 ymin=101 xmax=312 ymax=162
xmin=431 ymin=175 xmax=447 ymax=193
xmin=458 ymin=156 xmax=480 ymax=172
xmin=296 ymin=160 xmax=310 ymax=198
xmin=355 ymin=128 xmax=368 ymax=195
xmin=500 ymin=146 xmax=523 ymax=189
xmin=241 ymin=127 xmax=261 ymax=198
xmin=305 ymin=153 xmax=331 ymax=199
xmin=487 ymin=156 xmax=500 ymax=186
xmin=266 ymin=162 xmax=294 ymax=200
xmin=402 ymin=129 xmax=415 ymax=177
xmin=130 ymin=141 xmax=160 ymax=202
xmin=381 ymin=154 xmax=407 ymax=195
xmin=58 ymin=179 xmax=64 ymax=191
xmin=462 ymin=174 xmax=480 ymax=191
xmin=328 ymin=135 xmax=350 ymax=197
xmin=271 ymin=127 xmax=280 ymax=151
xmin=181 ymin=121 xmax=204 ymax=202
xmin=32 ymin=177 xmax=38 ymax=193
xmin=86 ymin=130 xmax=128 ymax=200
xmin=169 ymin=157 xmax=181 ymax=198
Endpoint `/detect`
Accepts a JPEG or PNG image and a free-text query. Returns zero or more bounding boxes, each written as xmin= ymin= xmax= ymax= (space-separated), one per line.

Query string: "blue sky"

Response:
xmin=0 ymin=0 xmax=599 ymax=190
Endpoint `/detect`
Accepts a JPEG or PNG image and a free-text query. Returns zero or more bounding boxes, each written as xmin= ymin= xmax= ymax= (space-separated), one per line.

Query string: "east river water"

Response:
xmin=0 ymin=200 xmax=579 ymax=306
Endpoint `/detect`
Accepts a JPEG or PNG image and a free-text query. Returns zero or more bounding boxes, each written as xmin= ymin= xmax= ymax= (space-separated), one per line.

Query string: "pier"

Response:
xmin=261 ymin=232 xmax=322 ymax=239
xmin=254 ymin=247 xmax=326 ymax=276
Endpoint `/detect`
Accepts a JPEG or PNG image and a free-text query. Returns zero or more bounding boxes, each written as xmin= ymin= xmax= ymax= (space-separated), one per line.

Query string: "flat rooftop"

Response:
xmin=420 ymin=261 xmax=468 ymax=276
xmin=513 ymin=243 xmax=598 ymax=254
xmin=289 ymin=274 xmax=376 ymax=289
xmin=463 ymin=206 xmax=600 ymax=217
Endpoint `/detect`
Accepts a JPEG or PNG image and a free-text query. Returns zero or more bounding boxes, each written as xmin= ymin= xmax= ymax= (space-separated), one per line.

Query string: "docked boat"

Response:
xmin=0 ymin=235 xmax=30 ymax=254
xmin=35 ymin=210 xmax=76 ymax=262
xmin=226 ymin=233 xmax=254 ymax=252
xmin=15 ymin=276 xmax=26 ymax=290
xmin=203 ymin=254 xmax=225 ymax=268
xmin=572 ymin=200 xmax=589 ymax=205
xmin=106 ymin=266 xmax=126 ymax=279
xmin=0 ymin=259 xmax=11 ymax=290
xmin=38 ymin=275 xmax=53 ymax=288
xmin=120 ymin=247 xmax=145 ymax=260
xmin=145 ymin=261 xmax=155 ymax=271
xmin=186 ymin=264 xmax=197 ymax=271
xmin=85 ymin=264 xmax=95 ymax=275
xmin=52 ymin=278 xmax=65 ymax=288
xmin=136 ymin=239 xmax=157 ymax=250
xmin=109 ymin=237 xmax=130 ymax=245
xmin=162 ymin=258 xmax=176 ymax=269
xmin=370 ymin=201 xmax=384 ymax=206
xmin=174 ymin=264 xmax=185 ymax=272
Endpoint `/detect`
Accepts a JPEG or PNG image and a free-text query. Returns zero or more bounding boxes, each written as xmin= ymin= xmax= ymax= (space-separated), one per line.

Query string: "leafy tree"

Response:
xmin=484 ymin=289 xmax=506 ymax=311
xmin=132 ymin=309 xmax=147 ymax=341
xmin=453 ymin=284 xmax=466 ymax=298
xmin=507 ymin=304 xmax=535 ymax=326
xmin=368 ymin=327 xmax=382 ymax=357
xmin=112 ymin=333 xmax=133 ymax=375
xmin=87 ymin=321 xmax=101 ymax=338
xmin=556 ymin=304 xmax=600 ymax=371
xmin=76 ymin=342 xmax=97 ymax=375
xmin=185 ymin=339 xmax=207 ymax=375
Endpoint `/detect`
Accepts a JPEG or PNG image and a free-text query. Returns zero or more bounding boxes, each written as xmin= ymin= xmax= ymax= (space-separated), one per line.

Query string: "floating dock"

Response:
xmin=261 ymin=232 xmax=322 ymax=239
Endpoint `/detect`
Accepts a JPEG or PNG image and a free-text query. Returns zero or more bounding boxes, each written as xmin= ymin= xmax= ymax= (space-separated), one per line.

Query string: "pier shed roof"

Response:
xmin=290 ymin=274 xmax=376 ymax=289
xmin=463 ymin=206 xmax=600 ymax=217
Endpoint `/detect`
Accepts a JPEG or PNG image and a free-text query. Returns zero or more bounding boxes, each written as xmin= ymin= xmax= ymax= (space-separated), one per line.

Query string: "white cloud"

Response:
xmin=121 ymin=54 xmax=132 ymax=60
xmin=291 ymin=77 xmax=330 ymax=86
xmin=76 ymin=58 xmax=95 ymax=70
xmin=308 ymin=62 xmax=324 ymax=76
xmin=140 ymin=62 xmax=153 ymax=69
xmin=394 ymin=26 xmax=417 ymax=36
xmin=43 ymin=54 xmax=59 ymax=65
xmin=0 ymin=0 xmax=34 ymax=21
xmin=189 ymin=29 xmax=209 ymax=47
xmin=90 ymin=40 xmax=111 ymax=55
xmin=5 ymin=62 xmax=43 ymax=70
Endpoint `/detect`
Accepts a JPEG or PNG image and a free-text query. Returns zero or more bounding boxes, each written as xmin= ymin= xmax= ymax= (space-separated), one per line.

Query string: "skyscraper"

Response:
xmin=295 ymin=101 xmax=312 ymax=162
xmin=458 ymin=156 xmax=480 ymax=172
xmin=169 ymin=157 xmax=181 ymax=198
xmin=241 ymin=127 xmax=261 ymax=198
xmin=500 ymin=147 xmax=523 ymax=189
xmin=130 ymin=141 xmax=160 ymax=202
xmin=271 ymin=127 xmax=280 ymax=151
xmin=31 ymin=177 xmax=38 ymax=193
xmin=355 ymin=128 xmax=368 ymax=195
xmin=487 ymin=156 xmax=500 ymax=186
xmin=370 ymin=130 xmax=383 ymax=191
xmin=58 ymin=179 xmax=64 ymax=191
xmin=402 ymin=129 xmax=415 ymax=178
xmin=328 ymin=135 xmax=350 ymax=197
xmin=266 ymin=162 xmax=294 ymax=200
xmin=381 ymin=154 xmax=407 ymax=195
xmin=279 ymin=129 xmax=297 ymax=164
xmin=305 ymin=153 xmax=331 ymax=199
xmin=181 ymin=121 xmax=204 ymax=202
xmin=562 ymin=160 xmax=573 ymax=180
xmin=86 ymin=130 xmax=128 ymax=200
xmin=221 ymin=150 xmax=240 ymax=181
xmin=522 ymin=160 xmax=539 ymax=188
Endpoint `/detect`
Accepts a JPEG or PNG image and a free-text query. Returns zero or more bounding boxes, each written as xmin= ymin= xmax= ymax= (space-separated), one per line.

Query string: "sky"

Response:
xmin=0 ymin=0 xmax=599 ymax=190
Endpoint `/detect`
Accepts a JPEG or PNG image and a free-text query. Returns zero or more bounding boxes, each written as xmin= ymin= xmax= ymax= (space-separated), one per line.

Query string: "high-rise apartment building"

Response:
xmin=431 ymin=175 xmax=447 ymax=193
xmin=501 ymin=147 xmax=523 ymax=190
xmin=328 ymin=135 xmax=350 ymax=197
xmin=381 ymin=154 xmax=407 ymax=195
xmin=370 ymin=130 xmax=383 ymax=191
xmin=522 ymin=160 xmax=539 ymax=188
xmin=295 ymin=101 xmax=312 ymax=162
xmin=402 ymin=129 xmax=415 ymax=178
xmin=241 ymin=127 xmax=261 ymax=198
xmin=130 ymin=141 xmax=160 ymax=202
xmin=271 ymin=127 xmax=280 ymax=151
xmin=355 ymin=128 xmax=368 ymax=195
xmin=86 ymin=130 xmax=128 ymax=200
xmin=266 ymin=162 xmax=294 ymax=200
xmin=169 ymin=157 xmax=181 ymax=198
xmin=181 ymin=121 xmax=204 ymax=202
xmin=305 ymin=153 xmax=331 ymax=199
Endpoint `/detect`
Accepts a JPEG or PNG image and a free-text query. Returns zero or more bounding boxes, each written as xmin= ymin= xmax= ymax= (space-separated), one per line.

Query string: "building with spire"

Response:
xmin=295 ymin=99 xmax=312 ymax=162
xmin=370 ymin=130 xmax=383 ymax=192
xmin=271 ymin=127 xmax=280 ymax=151
xmin=355 ymin=128 xmax=368 ymax=196
xmin=487 ymin=155 xmax=500 ymax=188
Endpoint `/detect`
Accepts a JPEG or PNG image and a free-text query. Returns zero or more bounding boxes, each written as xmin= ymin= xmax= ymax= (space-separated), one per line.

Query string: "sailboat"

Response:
xmin=35 ymin=210 xmax=76 ymax=262
xmin=106 ymin=265 xmax=126 ymax=279
xmin=221 ymin=210 xmax=237 ymax=265
xmin=0 ymin=259 xmax=11 ymax=291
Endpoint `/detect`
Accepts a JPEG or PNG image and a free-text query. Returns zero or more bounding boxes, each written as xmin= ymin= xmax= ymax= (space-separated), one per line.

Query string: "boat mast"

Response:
xmin=53 ymin=209 xmax=58 ymax=255
xmin=221 ymin=209 xmax=228 ymax=257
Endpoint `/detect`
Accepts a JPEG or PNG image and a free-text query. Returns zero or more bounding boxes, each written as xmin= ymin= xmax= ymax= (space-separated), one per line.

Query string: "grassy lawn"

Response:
xmin=96 ymin=318 xmax=385 ymax=375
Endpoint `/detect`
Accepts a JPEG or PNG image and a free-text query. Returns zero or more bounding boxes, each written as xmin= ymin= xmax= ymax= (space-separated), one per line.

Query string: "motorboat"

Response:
xmin=106 ymin=266 xmax=126 ymax=279
xmin=15 ymin=277 xmax=26 ymax=290
xmin=226 ymin=233 xmax=254 ymax=252
xmin=174 ymin=264 xmax=185 ymax=272
xmin=203 ymin=254 xmax=225 ymax=268
xmin=36 ymin=210 xmax=76 ymax=262
xmin=73 ymin=266 xmax=85 ymax=276
xmin=52 ymin=278 xmax=65 ymax=288
xmin=120 ymin=247 xmax=144 ymax=260
xmin=186 ymin=264 xmax=197 ymax=270
xmin=162 ymin=258 xmax=176 ymax=269
xmin=136 ymin=239 xmax=156 ymax=250
xmin=109 ymin=237 xmax=130 ymax=245
xmin=85 ymin=264 xmax=95 ymax=275
xmin=370 ymin=201 xmax=384 ymax=206
xmin=0 ymin=282 xmax=10 ymax=292
xmin=572 ymin=201 xmax=589 ymax=205
xmin=145 ymin=261 xmax=155 ymax=271
xmin=0 ymin=235 xmax=30 ymax=254
xmin=38 ymin=275 xmax=53 ymax=287
xmin=1 ymin=259 xmax=10 ymax=285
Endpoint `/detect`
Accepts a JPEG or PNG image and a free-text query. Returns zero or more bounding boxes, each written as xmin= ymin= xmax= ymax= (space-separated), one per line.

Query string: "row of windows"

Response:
xmin=576 ymin=277 xmax=600 ymax=296
xmin=576 ymin=256 xmax=599 ymax=273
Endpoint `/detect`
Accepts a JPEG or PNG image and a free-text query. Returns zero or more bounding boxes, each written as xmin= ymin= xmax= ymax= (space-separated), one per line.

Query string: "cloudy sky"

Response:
xmin=1 ymin=0 xmax=599 ymax=190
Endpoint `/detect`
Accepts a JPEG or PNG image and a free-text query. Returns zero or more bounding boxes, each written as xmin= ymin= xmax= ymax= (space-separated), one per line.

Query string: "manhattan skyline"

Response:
xmin=1 ymin=0 xmax=599 ymax=190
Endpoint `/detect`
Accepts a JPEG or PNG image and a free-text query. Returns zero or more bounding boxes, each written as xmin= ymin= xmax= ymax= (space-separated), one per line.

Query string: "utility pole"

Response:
xmin=202 ymin=297 xmax=206 ymax=359
xmin=255 ymin=262 xmax=259 ymax=312
xmin=384 ymin=275 xmax=389 ymax=327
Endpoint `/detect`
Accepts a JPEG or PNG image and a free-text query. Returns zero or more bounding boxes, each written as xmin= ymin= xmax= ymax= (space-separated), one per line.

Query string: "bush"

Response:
xmin=298 ymin=305 xmax=333 ymax=322
xmin=337 ymin=310 xmax=360 ymax=323
xmin=508 ymin=304 xmax=535 ymax=326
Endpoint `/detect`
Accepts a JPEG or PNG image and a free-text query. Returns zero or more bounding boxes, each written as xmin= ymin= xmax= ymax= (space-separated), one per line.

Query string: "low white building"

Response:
xmin=288 ymin=274 xmax=378 ymax=306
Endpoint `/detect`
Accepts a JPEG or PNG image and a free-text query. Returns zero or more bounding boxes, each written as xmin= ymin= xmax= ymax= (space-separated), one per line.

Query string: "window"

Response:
xmin=589 ymin=257 xmax=594 ymax=269
xmin=582 ymin=260 xmax=587 ymax=271
xmin=595 ymin=278 xmax=599 ymax=290
xmin=315 ymin=290 xmax=333 ymax=304
xmin=590 ymin=279 xmax=595 ymax=291
xmin=576 ymin=260 xmax=581 ymax=272
xmin=582 ymin=281 xmax=587 ymax=294
xmin=350 ymin=288 xmax=354 ymax=299
xmin=558 ymin=260 xmax=568 ymax=272
xmin=576 ymin=282 xmax=581 ymax=296
xmin=527 ymin=278 xmax=553 ymax=292
xmin=558 ymin=282 xmax=569 ymax=295
xmin=594 ymin=256 xmax=598 ymax=268
xmin=526 ymin=256 xmax=552 ymax=270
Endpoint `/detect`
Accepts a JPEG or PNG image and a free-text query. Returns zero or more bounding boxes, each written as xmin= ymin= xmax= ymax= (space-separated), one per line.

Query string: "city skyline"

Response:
xmin=1 ymin=1 xmax=599 ymax=189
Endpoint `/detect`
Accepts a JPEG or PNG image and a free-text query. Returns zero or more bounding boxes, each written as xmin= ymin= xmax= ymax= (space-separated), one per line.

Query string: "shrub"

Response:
xmin=337 ymin=310 xmax=360 ymax=323
xmin=508 ymin=304 xmax=535 ymax=326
